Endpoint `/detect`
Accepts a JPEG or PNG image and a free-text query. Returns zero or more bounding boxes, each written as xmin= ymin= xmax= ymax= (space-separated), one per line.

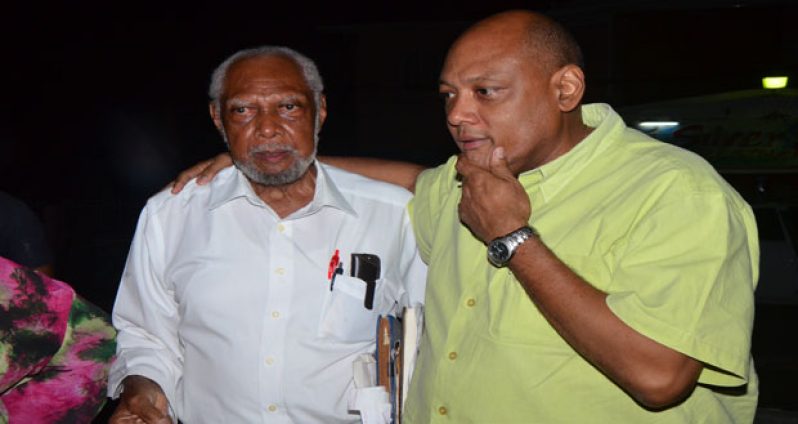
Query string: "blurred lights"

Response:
xmin=638 ymin=121 xmax=679 ymax=128
xmin=762 ymin=76 xmax=788 ymax=89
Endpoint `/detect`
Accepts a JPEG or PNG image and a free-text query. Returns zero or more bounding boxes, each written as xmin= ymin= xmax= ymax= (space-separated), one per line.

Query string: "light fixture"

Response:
xmin=762 ymin=76 xmax=788 ymax=89
xmin=638 ymin=121 xmax=679 ymax=128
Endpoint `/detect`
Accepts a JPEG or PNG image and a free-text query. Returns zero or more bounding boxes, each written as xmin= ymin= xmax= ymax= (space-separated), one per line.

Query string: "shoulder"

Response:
xmin=408 ymin=156 xmax=458 ymax=228
xmin=322 ymin=163 xmax=413 ymax=208
xmin=616 ymin=129 xmax=742 ymax=202
xmin=0 ymin=191 xmax=43 ymax=232
xmin=142 ymin=167 xmax=239 ymax=217
xmin=0 ymin=191 xmax=35 ymax=218
xmin=415 ymin=156 xmax=458 ymax=196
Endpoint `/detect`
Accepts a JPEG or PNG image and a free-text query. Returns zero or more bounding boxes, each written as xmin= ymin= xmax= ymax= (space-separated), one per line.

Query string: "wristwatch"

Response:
xmin=487 ymin=226 xmax=537 ymax=267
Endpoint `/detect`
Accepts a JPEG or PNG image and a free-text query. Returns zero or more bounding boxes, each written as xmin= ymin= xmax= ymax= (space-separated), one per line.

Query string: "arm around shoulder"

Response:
xmin=319 ymin=156 xmax=425 ymax=192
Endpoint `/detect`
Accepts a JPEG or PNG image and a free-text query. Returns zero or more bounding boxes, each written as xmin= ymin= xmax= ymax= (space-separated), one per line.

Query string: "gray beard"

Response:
xmin=233 ymin=144 xmax=316 ymax=186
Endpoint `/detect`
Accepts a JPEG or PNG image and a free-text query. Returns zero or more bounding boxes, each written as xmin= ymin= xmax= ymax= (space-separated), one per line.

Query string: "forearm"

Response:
xmin=507 ymin=239 xmax=702 ymax=408
xmin=319 ymin=156 xmax=425 ymax=192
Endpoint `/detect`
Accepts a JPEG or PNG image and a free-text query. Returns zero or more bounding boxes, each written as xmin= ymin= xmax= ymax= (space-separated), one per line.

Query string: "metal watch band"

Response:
xmin=488 ymin=226 xmax=538 ymax=267
xmin=506 ymin=226 xmax=536 ymax=246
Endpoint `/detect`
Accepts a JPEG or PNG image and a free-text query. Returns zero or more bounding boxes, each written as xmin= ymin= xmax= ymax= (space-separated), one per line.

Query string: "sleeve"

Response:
xmin=107 ymin=203 xmax=183 ymax=410
xmin=407 ymin=157 xmax=457 ymax=264
xmin=397 ymin=206 xmax=427 ymax=309
xmin=606 ymin=191 xmax=757 ymax=387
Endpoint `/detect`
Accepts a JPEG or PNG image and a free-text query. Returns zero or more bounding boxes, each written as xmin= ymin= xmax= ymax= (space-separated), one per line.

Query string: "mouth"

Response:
xmin=252 ymin=150 xmax=293 ymax=164
xmin=456 ymin=137 xmax=490 ymax=152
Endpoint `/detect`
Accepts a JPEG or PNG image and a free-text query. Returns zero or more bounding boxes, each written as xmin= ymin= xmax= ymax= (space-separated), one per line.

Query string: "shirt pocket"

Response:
xmin=317 ymin=275 xmax=382 ymax=343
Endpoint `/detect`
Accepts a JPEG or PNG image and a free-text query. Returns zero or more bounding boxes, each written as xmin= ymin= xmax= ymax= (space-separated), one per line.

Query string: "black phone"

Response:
xmin=351 ymin=253 xmax=380 ymax=310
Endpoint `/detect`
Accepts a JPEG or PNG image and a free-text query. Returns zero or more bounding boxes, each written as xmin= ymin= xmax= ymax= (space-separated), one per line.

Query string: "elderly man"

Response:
xmin=176 ymin=10 xmax=759 ymax=423
xmin=108 ymin=46 xmax=426 ymax=423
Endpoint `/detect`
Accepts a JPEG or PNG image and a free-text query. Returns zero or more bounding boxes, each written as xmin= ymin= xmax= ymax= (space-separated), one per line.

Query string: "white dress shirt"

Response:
xmin=108 ymin=162 xmax=427 ymax=423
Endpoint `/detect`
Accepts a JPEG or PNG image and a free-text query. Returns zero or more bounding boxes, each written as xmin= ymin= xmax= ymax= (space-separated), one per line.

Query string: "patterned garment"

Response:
xmin=0 ymin=256 xmax=116 ymax=423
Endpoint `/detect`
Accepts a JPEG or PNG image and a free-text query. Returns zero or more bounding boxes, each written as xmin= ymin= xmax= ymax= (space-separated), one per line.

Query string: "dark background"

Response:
xmin=1 ymin=0 xmax=796 ymax=420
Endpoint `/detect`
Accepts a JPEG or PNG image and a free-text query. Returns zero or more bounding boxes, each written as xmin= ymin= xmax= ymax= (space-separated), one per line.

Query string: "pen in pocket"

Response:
xmin=330 ymin=263 xmax=343 ymax=291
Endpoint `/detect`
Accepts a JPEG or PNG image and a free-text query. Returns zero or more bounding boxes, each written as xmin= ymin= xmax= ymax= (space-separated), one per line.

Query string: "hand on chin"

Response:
xmin=462 ymin=148 xmax=491 ymax=170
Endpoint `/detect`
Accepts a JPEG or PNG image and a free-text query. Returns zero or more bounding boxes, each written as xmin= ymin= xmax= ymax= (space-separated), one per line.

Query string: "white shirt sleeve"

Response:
xmin=398 ymin=206 xmax=427 ymax=309
xmin=107 ymin=201 xmax=183 ymax=409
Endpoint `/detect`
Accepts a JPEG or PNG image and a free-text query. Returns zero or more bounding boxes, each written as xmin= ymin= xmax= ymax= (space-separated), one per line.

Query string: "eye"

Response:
xmin=476 ymin=87 xmax=496 ymax=96
xmin=280 ymin=101 xmax=302 ymax=112
xmin=226 ymin=104 xmax=255 ymax=122
xmin=438 ymin=91 xmax=455 ymax=101
xmin=229 ymin=105 xmax=251 ymax=114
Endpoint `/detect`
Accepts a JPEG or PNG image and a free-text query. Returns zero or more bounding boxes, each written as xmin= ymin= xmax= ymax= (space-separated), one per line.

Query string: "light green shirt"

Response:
xmin=405 ymin=104 xmax=758 ymax=423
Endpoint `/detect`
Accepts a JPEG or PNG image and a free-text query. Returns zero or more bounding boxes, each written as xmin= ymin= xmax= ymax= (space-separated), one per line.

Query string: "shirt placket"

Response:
xmin=428 ymin=174 xmax=546 ymax=422
xmin=260 ymin=220 xmax=294 ymax=422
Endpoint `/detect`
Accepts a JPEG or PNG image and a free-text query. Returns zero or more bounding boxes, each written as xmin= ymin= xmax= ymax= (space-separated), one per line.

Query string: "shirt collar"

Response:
xmin=207 ymin=161 xmax=358 ymax=218
xmin=309 ymin=162 xmax=358 ymax=218
xmin=207 ymin=167 xmax=255 ymax=210
xmin=518 ymin=103 xmax=625 ymax=202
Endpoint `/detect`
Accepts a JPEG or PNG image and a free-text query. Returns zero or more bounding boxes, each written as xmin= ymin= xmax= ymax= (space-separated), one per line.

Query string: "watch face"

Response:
xmin=488 ymin=241 xmax=510 ymax=265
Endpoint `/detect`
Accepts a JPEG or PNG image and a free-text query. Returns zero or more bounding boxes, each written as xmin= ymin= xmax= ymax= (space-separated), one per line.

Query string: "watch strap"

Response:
xmin=488 ymin=225 xmax=538 ymax=267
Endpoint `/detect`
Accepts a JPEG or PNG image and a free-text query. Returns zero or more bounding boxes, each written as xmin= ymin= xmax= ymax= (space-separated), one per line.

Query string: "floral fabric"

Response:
xmin=0 ymin=256 xmax=116 ymax=423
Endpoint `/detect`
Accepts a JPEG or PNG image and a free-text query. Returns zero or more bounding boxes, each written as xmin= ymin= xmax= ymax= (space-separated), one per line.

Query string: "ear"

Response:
xmin=209 ymin=101 xmax=224 ymax=132
xmin=551 ymin=64 xmax=585 ymax=113
xmin=317 ymin=94 xmax=328 ymax=128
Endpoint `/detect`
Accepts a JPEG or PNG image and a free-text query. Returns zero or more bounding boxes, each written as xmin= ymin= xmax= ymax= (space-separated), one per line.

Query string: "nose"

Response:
xmin=446 ymin=94 xmax=478 ymax=127
xmin=255 ymin=111 xmax=280 ymax=138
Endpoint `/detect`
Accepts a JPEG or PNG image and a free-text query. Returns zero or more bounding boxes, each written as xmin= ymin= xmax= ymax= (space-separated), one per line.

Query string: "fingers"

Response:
xmin=110 ymin=403 xmax=169 ymax=424
xmin=170 ymin=159 xmax=213 ymax=194
xmin=169 ymin=152 xmax=234 ymax=194
xmin=455 ymin=147 xmax=530 ymax=242
xmin=111 ymin=410 xmax=169 ymax=424
xmin=114 ymin=376 xmax=173 ymax=424
xmin=111 ymin=399 xmax=172 ymax=424
xmin=198 ymin=152 xmax=235 ymax=183
xmin=456 ymin=147 xmax=513 ymax=181
xmin=134 ymin=402 xmax=172 ymax=424
xmin=489 ymin=147 xmax=514 ymax=179
xmin=455 ymin=153 xmax=482 ymax=181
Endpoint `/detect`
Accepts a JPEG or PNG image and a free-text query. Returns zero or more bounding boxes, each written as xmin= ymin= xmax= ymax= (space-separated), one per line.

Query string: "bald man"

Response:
xmin=175 ymin=10 xmax=759 ymax=423
xmin=403 ymin=11 xmax=757 ymax=423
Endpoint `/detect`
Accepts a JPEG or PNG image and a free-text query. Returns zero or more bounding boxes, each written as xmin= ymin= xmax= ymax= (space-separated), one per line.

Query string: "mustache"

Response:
xmin=249 ymin=143 xmax=299 ymax=155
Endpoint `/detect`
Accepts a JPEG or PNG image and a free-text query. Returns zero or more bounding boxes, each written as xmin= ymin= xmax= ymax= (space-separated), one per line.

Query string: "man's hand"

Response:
xmin=109 ymin=375 xmax=173 ymax=424
xmin=455 ymin=147 xmax=531 ymax=242
xmin=170 ymin=153 xmax=233 ymax=194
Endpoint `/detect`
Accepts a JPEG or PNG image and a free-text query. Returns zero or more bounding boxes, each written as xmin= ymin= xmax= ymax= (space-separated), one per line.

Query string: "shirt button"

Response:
xmin=438 ymin=406 xmax=448 ymax=415
xmin=466 ymin=298 xmax=476 ymax=307
xmin=448 ymin=352 xmax=458 ymax=360
xmin=277 ymin=224 xmax=286 ymax=233
xmin=275 ymin=267 xmax=285 ymax=275
xmin=272 ymin=311 xmax=281 ymax=319
xmin=267 ymin=404 xmax=278 ymax=412
xmin=265 ymin=357 xmax=275 ymax=365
